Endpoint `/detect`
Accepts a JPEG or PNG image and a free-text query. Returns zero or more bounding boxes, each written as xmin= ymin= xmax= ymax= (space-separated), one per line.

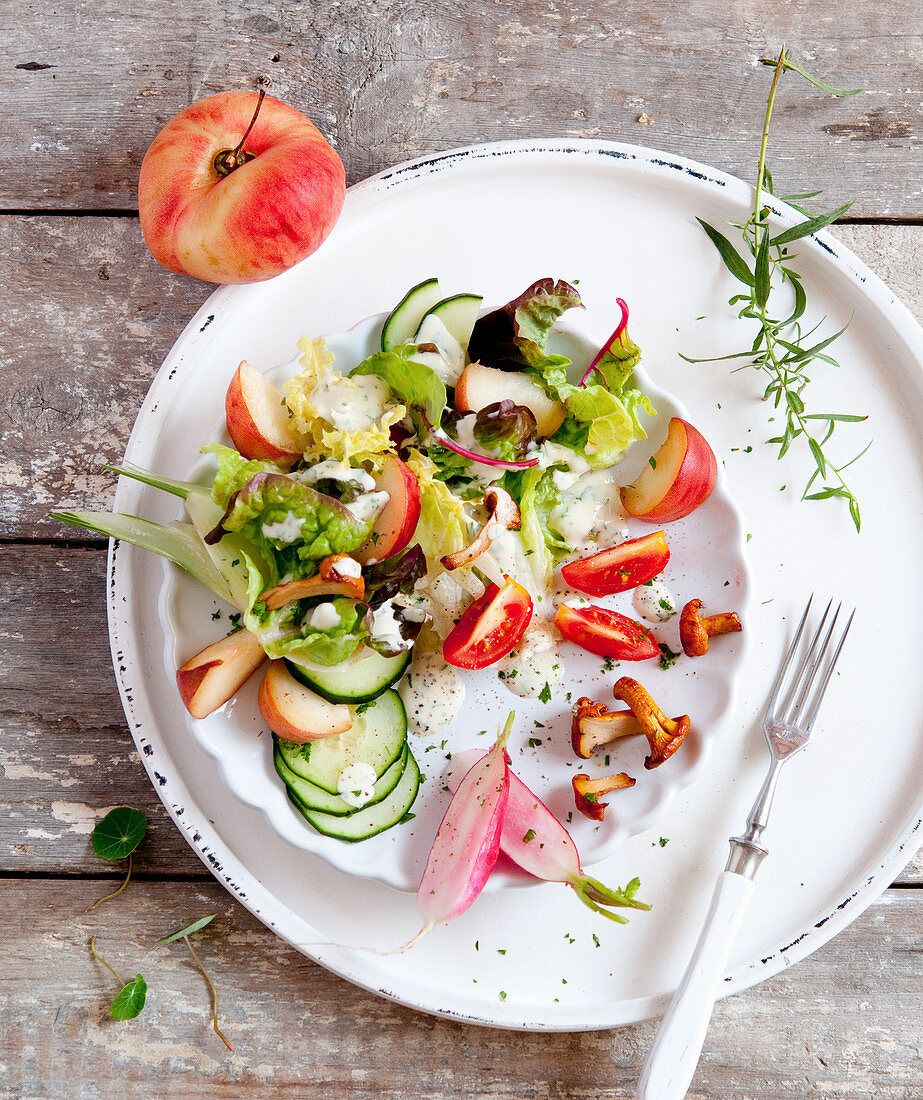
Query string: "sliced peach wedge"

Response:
xmin=455 ymin=361 xmax=566 ymax=439
xmin=225 ymin=359 xmax=303 ymax=464
xmin=621 ymin=417 xmax=717 ymax=523
xmin=258 ymin=660 xmax=352 ymax=742
xmin=176 ymin=628 xmax=267 ymax=719
xmin=354 ymin=453 xmax=421 ymax=565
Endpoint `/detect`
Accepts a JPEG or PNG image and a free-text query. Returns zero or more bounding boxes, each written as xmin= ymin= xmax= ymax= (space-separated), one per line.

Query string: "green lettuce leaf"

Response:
xmin=501 ymin=467 xmax=569 ymax=590
xmin=261 ymin=598 xmax=368 ymax=665
xmin=203 ymin=443 xmax=279 ymax=510
xmin=216 ymin=472 xmax=377 ymax=587
xmin=468 ymin=278 xmax=583 ymax=370
xmin=350 ymin=348 xmax=446 ymax=430
xmin=404 ymin=449 xmax=470 ymax=561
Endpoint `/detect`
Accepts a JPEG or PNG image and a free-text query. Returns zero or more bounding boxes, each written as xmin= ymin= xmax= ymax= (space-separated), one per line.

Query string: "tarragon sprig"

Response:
xmin=685 ymin=47 xmax=870 ymax=532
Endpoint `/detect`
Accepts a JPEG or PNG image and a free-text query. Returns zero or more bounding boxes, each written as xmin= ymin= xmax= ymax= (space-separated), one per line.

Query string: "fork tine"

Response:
xmin=784 ymin=602 xmax=840 ymax=724
xmin=778 ymin=599 xmax=831 ymax=724
xmin=803 ymin=609 xmax=855 ymax=731
xmin=766 ymin=595 xmax=813 ymax=717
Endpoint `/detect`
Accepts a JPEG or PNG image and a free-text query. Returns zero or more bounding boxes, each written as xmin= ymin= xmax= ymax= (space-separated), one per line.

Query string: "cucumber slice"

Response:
xmin=421 ymin=293 xmax=483 ymax=350
xmin=274 ymin=742 xmax=408 ymax=816
xmin=285 ymin=648 xmax=410 ymax=704
xmin=381 ymin=277 xmax=441 ymax=351
xmin=275 ymin=689 xmax=407 ymax=794
xmin=289 ymin=752 xmax=421 ymax=841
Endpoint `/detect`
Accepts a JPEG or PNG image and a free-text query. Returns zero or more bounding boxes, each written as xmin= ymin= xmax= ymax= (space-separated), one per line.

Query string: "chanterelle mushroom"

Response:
xmin=572 ymin=772 xmax=636 ymax=821
xmin=571 ymin=697 xmax=643 ymax=759
xmin=612 ymin=676 xmax=690 ymax=769
xmin=440 ymin=486 xmax=520 ymax=571
xmin=679 ymin=598 xmax=742 ymax=657
xmin=260 ymin=553 xmax=365 ymax=610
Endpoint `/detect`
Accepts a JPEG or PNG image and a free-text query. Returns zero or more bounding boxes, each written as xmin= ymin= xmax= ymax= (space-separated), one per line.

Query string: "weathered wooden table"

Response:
xmin=3 ymin=4 xmax=921 ymax=1097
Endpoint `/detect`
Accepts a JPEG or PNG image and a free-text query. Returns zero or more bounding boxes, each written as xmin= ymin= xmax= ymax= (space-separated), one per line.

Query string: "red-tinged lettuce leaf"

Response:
xmin=467 ymin=278 xmax=583 ymax=371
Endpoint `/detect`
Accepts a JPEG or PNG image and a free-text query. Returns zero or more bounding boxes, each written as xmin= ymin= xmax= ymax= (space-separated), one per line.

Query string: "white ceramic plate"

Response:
xmin=158 ymin=308 xmax=748 ymax=890
xmin=109 ymin=140 xmax=923 ymax=1029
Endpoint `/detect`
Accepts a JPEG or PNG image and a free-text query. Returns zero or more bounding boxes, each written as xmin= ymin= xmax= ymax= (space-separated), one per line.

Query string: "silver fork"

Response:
xmin=637 ymin=597 xmax=854 ymax=1100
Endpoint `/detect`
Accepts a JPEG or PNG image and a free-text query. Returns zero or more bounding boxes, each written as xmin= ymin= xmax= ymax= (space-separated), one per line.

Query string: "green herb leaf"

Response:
xmin=692 ymin=47 xmax=867 ymax=533
xmin=91 ymin=807 xmax=148 ymax=860
xmin=110 ymin=975 xmax=147 ymax=1020
xmin=158 ymin=914 xmax=216 ymax=945
xmin=754 ymin=231 xmax=771 ymax=309
xmin=696 ymin=219 xmax=755 ymax=286
xmin=770 ymin=199 xmax=855 ymax=247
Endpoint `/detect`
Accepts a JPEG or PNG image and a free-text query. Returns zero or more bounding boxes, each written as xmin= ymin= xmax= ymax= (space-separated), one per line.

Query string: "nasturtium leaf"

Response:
xmin=158 ymin=914 xmax=216 ymax=945
xmin=91 ymin=807 xmax=149 ymax=860
xmin=109 ymin=975 xmax=147 ymax=1020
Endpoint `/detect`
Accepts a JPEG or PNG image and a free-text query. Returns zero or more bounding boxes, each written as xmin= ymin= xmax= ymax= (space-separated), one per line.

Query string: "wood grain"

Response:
xmin=0 ymin=879 xmax=919 ymax=1099
xmin=3 ymin=1 xmax=922 ymax=215
xmin=3 ymin=219 xmax=922 ymax=540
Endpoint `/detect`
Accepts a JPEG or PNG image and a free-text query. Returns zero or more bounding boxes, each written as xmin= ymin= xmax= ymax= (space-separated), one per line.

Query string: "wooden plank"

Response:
xmin=0 ymin=216 xmax=205 ymax=540
xmin=3 ymin=0 xmax=922 ymax=215
xmin=3 ymin=218 xmax=922 ymax=540
xmin=0 ymin=544 xmax=204 ymax=876
xmin=0 ymin=879 xmax=919 ymax=1098
xmin=3 ymin=543 xmax=921 ymax=885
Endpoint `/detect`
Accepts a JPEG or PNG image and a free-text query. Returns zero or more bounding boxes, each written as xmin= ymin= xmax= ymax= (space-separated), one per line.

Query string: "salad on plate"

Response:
xmin=54 ymin=277 xmax=741 ymax=915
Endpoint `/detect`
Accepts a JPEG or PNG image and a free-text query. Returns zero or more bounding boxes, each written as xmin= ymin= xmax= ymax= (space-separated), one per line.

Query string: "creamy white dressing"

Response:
xmin=261 ymin=511 xmax=304 ymax=545
xmin=337 ymin=762 xmax=378 ymax=809
xmin=399 ymin=651 xmax=466 ymax=736
xmin=632 ymin=579 xmax=676 ymax=622
xmin=295 ymin=460 xmax=376 ymax=493
xmin=333 ymin=555 xmax=362 ymax=579
xmin=536 ymin=441 xmax=591 ymax=475
xmin=550 ymin=469 xmax=629 ymax=552
xmin=309 ymin=373 xmax=392 ymax=432
xmin=368 ymin=601 xmax=411 ymax=652
xmin=500 ymin=622 xmax=562 ymax=699
xmin=344 ymin=490 xmax=390 ymax=524
xmin=308 ymin=601 xmax=341 ymax=630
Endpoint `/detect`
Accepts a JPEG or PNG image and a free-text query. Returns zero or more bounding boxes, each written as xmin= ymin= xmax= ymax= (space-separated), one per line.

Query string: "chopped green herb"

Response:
xmin=523 ymin=829 xmax=536 ymax=843
xmin=658 ymin=642 xmax=681 ymax=670
xmin=539 ymin=682 xmax=552 ymax=704
xmin=211 ymin=610 xmax=221 ymax=620
xmin=592 ymin=934 xmax=600 ymax=948
xmin=659 ymin=837 xmax=670 ymax=847
xmin=648 ymin=456 xmax=657 ymax=469
xmin=527 ymin=737 xmax=542 ymax=748
xmin=499 ymin=991 xmax=507 ymax=1001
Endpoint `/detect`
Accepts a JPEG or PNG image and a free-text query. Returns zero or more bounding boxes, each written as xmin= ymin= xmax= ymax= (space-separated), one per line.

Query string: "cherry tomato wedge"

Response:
xmin=443 ymin=575 xmax=533 ymax=670
xmin=560 ymin=531 xmax=670 ymax=598
xmin=554 ymin=603 xmax=658 ymax=661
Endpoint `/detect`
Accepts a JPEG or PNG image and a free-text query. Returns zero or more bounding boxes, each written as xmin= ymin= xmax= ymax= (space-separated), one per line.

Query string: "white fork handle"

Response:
xmin=637 ymin=871 xmax=755 ymax=1100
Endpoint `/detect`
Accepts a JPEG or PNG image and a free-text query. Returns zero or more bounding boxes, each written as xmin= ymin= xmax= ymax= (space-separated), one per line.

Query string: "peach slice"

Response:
xmin=620 ymin=417 xmax=717 ymax=523
xmin=176 ymin=628 xmax=267 ymax=719
xmin=257 ymin=660 xmax=351 ymax=742
xmin=354 ymin=454 xmax=421 ymax=565
xmin=225 ymin=360 xmax=303 ymax=463
xmin=455 ymin=362 xmax=566 ymax=439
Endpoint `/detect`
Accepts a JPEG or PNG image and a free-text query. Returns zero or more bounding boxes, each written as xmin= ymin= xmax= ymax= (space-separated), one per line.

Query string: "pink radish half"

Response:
xmin=416 ymin=716 xmax=512 ymax=933
xmin=449 ymin=749 xmax=649 ymax=923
